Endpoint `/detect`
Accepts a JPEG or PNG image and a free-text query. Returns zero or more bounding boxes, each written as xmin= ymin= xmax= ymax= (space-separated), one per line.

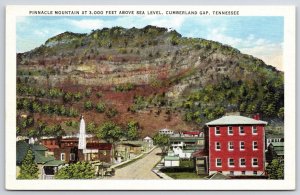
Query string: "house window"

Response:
xmin=215 ymin=142 xmax=221 ymax=151
xmin=253 ymin=141 xmax=258 ymax=150
xmin=228 ymin=158 xmax=234 ymax=167
xmin=242 ymin=171 xmax=246 ymax=175
xmin=253 ymin=171 xmax=257 ymax=175
xmin=252 ymin=125 xmax=257 ymax=134
xmin=216 ymin=158 xmax=222 ymax=167
xmin=215 ymin=127 xmax=220 ymax=135
xmin=240 ymin=141 xmax=245 ymax=150
xmin=228 ymin=141 xmax=234 ymax=151
xmin=230 ymin=171 xmax=234 ymax=176
xmin=252 ymin=158 xmax=258 ymax=167
xmin=239 ymin=158 xmax=246 ymax=167
xmin=60 ymin=153 xmax=65 ymax=161
xmin=70 ymin=153 xmax=75 ymax=161
xmin=228 ymin=126 xmax=233 ymax=135
xmin=239 ymin=126 xmax=245 ymax=135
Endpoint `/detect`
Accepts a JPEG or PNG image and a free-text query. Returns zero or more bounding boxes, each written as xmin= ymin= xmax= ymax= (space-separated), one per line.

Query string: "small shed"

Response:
xmin=164 ymin=156 xmax=180 ymax=167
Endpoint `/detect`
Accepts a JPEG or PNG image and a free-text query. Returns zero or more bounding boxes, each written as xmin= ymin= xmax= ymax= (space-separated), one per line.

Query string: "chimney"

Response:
xmin=253 ymin=113 xmax=260 ymax=120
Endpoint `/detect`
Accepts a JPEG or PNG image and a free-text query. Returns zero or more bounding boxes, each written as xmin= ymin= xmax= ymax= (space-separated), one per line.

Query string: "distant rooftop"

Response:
xmin=206 ymin=115 xmax=268 ymax=126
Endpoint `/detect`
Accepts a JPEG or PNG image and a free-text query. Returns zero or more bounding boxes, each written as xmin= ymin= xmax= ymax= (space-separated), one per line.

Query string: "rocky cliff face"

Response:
xmin=17 ymin=25 xmax=281 ymax=98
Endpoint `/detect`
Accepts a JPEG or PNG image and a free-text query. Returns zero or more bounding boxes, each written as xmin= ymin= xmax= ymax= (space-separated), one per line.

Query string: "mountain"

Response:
xmin=16 ymin=25 xmax=284 ymax=137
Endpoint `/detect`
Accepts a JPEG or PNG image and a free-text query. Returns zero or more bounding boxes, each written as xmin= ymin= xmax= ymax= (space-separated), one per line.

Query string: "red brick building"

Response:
xmin=206 ymin=115 xmax=267 ymax=176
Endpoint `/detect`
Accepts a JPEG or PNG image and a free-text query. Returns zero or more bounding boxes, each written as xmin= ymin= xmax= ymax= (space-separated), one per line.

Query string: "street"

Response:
xmin=108 ymin=147 xmax=162 ymax=179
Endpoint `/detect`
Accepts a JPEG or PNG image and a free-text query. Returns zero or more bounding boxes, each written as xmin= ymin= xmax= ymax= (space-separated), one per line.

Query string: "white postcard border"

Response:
xmin=5 ymin=5 xmax=296 ymax=190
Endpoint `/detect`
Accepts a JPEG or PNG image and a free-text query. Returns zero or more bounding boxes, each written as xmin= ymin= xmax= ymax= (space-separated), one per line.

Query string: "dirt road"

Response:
xmin=108 ymin=147 xmax=162 ymax=179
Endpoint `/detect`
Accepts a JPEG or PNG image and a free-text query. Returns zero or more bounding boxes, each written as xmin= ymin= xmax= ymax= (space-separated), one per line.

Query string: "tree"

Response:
xmin=84 ymin=101 xmax=93 ymax=110
xmin=96 ymin=102 xmax=106 ymax=113
xmin=153 ymin=133 xmax=169 ymax=154
xmin=266 ymin=158 xmax=284 ymax=179
xmin=55 ymin=162 xmax=95 ymax=179
xmin=17 ymin=150 xmax=39 ymax=179
xmin=126 ymin=121 xmax=139 ymax=140
xmin=95 ymin=122 xmax=123 ymax=159
xmin=96 ymin=122 xmax=123 ymax=143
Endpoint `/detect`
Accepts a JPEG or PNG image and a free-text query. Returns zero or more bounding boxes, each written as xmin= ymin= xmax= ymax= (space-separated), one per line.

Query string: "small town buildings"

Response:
xmin=143 ymin=136 xmax=154 ymax=151
xmin=206 ymin=115 xmax=268 ymax=176
xmin=85 ymin=142 xmax=113 ymax=163
xmin=115 ymin=141 xmax=144 ymax=162
xmin=164 ymin=156 xmax=180 ymax=167
xmin=265 ymin=134 xmax=284 ymax=148
xmin=169 ymin=136 xmax=205 ymax=159
xmin=16 ymin=140 xmax=65 ymax=179
xmin=192 ymin=149 xmax=209 ymax=175
xmin=159 ymin=128 xmax=174 ymax=135
xmin=266 ymin=142 xmax=284 ymax=163
xmin=40 ymin=137 xmax=60 ymax=154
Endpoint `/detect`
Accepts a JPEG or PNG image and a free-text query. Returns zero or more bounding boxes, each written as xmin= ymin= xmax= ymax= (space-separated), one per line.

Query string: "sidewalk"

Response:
xmin=151 ymin=160 xmax=174 ymax=180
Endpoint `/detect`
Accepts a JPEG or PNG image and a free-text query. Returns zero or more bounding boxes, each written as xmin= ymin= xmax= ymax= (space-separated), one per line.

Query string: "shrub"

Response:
xmin=84 ymin=101 xmax=93 ymax=110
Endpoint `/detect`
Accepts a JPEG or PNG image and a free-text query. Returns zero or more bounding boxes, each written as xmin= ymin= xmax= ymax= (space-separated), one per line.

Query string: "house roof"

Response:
xmin=16 ymin=141 xmax=30 ymax=164
xmin=170 ymin=137 xmax=204 ymax=142
xmin=30 ymin=144 xmax=48 ymax=151
xmin=143 ymin=136 xmax=152 ymax=140
xmin=271 ymin=142 xmax=284 ymax=147
xmin=34 ymin=152 xmax=55 ymax=164
xmin=205 ymin=172 xmax=229 ymax=180
xmin=182 ymin=131 xmax=200 ymax=135
xmin=86 ymin=143 xmax=112 ymax=150
xmin=44 ymin=160 xmax=65 ymax=166
xmin=206 ymin=115 xmax=268 ymax=126
xmin=191 ymin=149 xmax=208 ymax=158
xmin=164 ymin=156 xmax=180 ymax=161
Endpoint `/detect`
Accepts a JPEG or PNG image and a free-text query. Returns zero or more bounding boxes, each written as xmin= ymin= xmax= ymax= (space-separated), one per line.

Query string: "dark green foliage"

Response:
xmin=126 ymin=121 xmax=139 ymax=140
xmin=84 ymin=101 xmax=93 ymax=110
xmin=153 ymin=133 xmax=170 ymax=154
xmin=17 ymin=98 xmax=79 ymax=117
xmin=17 ymin=150 xmax=39 ymax=179
xmin=96 ymin=102 xmax=106 ymax=113
xmin=105 ymin=107 xmax=118 ymax=118
xmin=95 ymin=122 xmax=123 ymax=143
xmin=182 ymin=75 xmax=284 ymax=124
xmin=115 ymin=83 xmax=135 ymax=92
xmin=63 ymin=92 xmax=73 ymax=103
xmin=86 ymin=122 xmax=97 ymax=134
xmin=266 ymin=158 xmax=284 ymax=179
xmin=55 ymin=162 xmax=95 ymax=179
xmin=74 ymin=92 xmax=83 ymax=101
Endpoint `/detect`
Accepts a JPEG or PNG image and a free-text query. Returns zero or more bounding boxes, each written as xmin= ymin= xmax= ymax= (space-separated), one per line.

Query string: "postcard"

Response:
xmin=5 ymin=5 xmax=295 ymax=190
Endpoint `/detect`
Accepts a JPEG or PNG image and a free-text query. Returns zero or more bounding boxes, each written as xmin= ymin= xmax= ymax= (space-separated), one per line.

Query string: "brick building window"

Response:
xmin=216 ymin=158 xmax=222 ymax=167
xmin=230 ymin=171 xmax=234 ymax=176
xmin=228 ymin=126 xmax=233 ymax=135
xmin=239 ymin=158 xmax=246 ymax=167
xmin=60 ymin=153 xmax=65 ymax=161
xmin=242 ymin=171 xmax=246 ymax=175
xmin=252 ymin=125 xmax=257 ymax=134
xmin=253 ymin=141 xmax=258 ymax=150
xmin=70 ymin=153 xmax=75 ymax=161
xmin=228 ymin=141 xmax=234 ymax=151
xmin=215 ymin=142 xmax=221 ymax=151
xmin=215 ymin=127 xmax=220 ymax=135
xmin=240 ymin=141 xmax=245 ymax=150
xmin=239 ymin=126 xmax=245 ymax=135
xmin=228 ymin=158 xmax=234 ymax=167
xmin=252 ymin=158 xmax=258 ymax=167
xmin=253 ymin=171 xmax=257 ymax=175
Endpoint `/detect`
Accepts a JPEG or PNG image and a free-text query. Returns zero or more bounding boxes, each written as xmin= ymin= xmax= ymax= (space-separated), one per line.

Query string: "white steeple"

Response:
xmin=78 ymin=115 xmax=86 ymax=150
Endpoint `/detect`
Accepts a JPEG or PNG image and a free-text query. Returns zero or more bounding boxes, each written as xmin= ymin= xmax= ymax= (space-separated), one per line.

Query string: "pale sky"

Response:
xmin=16 ymin=16 xmax=284 ymax=71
